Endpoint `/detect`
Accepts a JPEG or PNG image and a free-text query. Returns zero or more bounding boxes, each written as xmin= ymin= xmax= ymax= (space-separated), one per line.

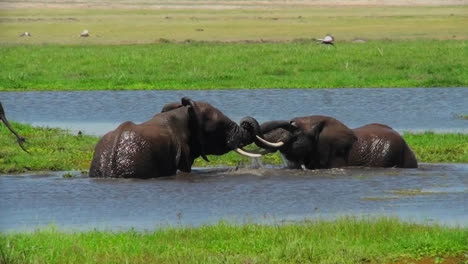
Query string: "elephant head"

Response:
xmin=90 ymin=97 xmax=276 ymax=178
xmin=255 ymin=115 xmax=357 ymax=169
xmin=161 ymin=97 xmax=268 ymax=160
xmin=0 ymin=102 xmax=28 ymax=153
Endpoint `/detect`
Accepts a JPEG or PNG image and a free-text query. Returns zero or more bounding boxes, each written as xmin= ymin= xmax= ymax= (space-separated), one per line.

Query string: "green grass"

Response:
xmin=403 ymin=132 xmax=468 ymax=163
xmin=455 ymin=114 xmax=468 ymax=120
xmin=1 ymin=5 xmax=466 ymax=90
xmin=0 ymin=217 xmax=466 ymax=264
xmin=1 ymin=123 xmax=467 ymax=173
xmin=0 ymin=122 xmax=96 ymax=173
xmin=1 ymin=40 xmax=467 ymax=91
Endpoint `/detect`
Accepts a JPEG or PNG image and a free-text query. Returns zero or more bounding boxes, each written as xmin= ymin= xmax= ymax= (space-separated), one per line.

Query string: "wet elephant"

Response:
xmin=90 ymin=97 xmax=275 ymax=178
xmin=256 ymin=115 xmax=417 ymax=169
xmin=0 ymin=102 xmax=28 ymax=153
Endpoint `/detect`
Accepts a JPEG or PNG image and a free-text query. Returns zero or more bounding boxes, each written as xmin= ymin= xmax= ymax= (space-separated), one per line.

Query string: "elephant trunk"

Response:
xmin=226 ymin=116 xmax=259 ymax=150
xmin=0 ymin=103 xmax=29 ymax=153
xmin=225 ymin=116 xmax=280 ymax=158
xmin=238 ymin=116 xmax=281 ymax=148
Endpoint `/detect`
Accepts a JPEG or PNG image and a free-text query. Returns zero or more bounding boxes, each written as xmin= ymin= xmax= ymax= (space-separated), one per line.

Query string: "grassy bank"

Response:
xmin=0 ymin=122 xmax=95 ymax=173
xmin=1 ymin=40 xmax=467 ymax=91
xmin=1 ymin=217 xmax=466 ymax=264
xmin=1 ymin=123 xmax=467 ymax=173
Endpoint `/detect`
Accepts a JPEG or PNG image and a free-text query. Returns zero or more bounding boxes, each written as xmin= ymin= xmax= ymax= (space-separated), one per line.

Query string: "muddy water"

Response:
xmin=1 ymin=163 xmax=466 ymax=232
xmin=2 ymin=88 xmax=468 ymax=135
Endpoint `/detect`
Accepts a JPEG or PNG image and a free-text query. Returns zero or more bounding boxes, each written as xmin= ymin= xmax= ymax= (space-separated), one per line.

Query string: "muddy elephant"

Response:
xmin=90 ymin=97 xmax=275 ymax=178
xmin=256 ymin=115 xmax=418 ymax=169
xmin=0 ymin=102 xmax=28 ymax=153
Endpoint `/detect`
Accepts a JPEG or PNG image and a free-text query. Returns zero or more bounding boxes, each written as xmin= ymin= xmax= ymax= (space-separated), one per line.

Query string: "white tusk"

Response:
xmin=234 ymin=148 xmax=262 ymax=158
xmin=256 ymin=135 xmax=284 ymax=147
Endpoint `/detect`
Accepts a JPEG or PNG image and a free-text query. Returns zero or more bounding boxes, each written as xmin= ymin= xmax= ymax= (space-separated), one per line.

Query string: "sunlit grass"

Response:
xmin=0 ymin=122 xmax=95 ymax=173
xmin=403 ymin=132 xmax=468 ymax=163
xmin=0 ymin=217 xmax=466 ymax=264
xmin=1 ymin=123 xmax=467 ymax=173
xmin=1 ymin=40 xmax=467 ymax=91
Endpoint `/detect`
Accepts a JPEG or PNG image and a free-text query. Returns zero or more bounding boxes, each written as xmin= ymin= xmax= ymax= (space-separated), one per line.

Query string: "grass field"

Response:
xmin=0 ymin=122 xmax=95 ymax=173
xmin=1 ymin=217 xmax=466 ymax=264
xmin=1 ymin=40 xmax=467 ymax=90
xmin=1 ymin=3 xmax=467 ymax=90
xmin=1 ymin=122 xmax=467 ymax=173
xmin=1 ymin=5 xmax=467 ymax=44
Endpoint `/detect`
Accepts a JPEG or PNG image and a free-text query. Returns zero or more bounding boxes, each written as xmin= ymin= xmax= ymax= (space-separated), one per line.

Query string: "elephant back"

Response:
xmin=349 ymin=124 xmax=417 ymax=168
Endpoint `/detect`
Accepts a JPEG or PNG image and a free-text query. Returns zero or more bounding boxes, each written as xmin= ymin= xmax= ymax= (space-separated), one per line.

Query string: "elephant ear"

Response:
xmin=260 ymin=120 xmax=293 ymax=134
xmin=297 ymin=120 xmax=326 ymax=168
xmin=181 ymin=97 xmax=210 ymax=162
xmin=161 ymin=102 xmax=183 ymax=113
xmin=307 ymin=120 xmax=326 ymax=142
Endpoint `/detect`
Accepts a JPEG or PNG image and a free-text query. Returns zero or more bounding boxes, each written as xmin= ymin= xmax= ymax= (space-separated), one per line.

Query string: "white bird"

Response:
xmin=19 ymin=32 xmax=31 ymax=37
xmin=80 ymin=29 xmax=89 ymax=37
xmin=317 ymin=35 xmax=334 ymax=45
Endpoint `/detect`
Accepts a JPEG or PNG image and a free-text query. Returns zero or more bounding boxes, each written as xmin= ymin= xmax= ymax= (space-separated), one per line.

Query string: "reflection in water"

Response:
xmin=1 ymin=88 xmax=468 ymax=135
xmin=1 ymin=164 xmax=466 ymax=232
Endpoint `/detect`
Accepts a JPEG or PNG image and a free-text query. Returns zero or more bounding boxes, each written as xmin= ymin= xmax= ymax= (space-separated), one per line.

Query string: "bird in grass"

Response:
xmin=317 ymin=35 xmax=335 ymax=46
xmin=19 ymin=32 xmax=31 ymax=37
xmin=80 ymin=29 xmax=90 ymax=37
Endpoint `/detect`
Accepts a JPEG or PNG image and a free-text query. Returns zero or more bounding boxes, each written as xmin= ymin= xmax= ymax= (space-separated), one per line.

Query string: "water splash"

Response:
xmin=249 ymin=157 xmax=265 ymax=169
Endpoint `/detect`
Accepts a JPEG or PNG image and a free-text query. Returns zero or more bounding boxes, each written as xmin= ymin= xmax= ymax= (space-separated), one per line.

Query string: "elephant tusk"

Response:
xmin=256 ymin=135 xmax=284 ymax=147
xmin=234 ymin=148 xmax=262 ymax=158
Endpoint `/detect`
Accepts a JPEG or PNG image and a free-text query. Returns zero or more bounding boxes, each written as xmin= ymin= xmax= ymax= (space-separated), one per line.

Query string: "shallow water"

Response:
xmin=2 ymin=88 xmax=467 ymax=135
xmin=1 ymin=163 xmax=466 ymax=232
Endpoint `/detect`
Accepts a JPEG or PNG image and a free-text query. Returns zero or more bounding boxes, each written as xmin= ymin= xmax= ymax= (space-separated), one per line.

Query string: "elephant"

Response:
xmin=255 ymin=115 xmax=418 ymax=169
xmin=90 ymin=97 xmax=277 ymax=178
xmin=0 ymin=102 xmax=28 ymax=153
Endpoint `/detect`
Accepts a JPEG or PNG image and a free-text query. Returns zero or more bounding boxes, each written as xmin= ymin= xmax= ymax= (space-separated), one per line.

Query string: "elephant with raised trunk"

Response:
xmin=90 ymin=97 xmax=275 ymax=178
xmin=0 ymin=102 xmax=28 ymax=153
xmin=256 ymin=115 xmax=418 ymax=169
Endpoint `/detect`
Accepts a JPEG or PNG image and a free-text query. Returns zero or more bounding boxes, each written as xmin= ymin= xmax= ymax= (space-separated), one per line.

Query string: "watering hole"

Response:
xmin=1 ymin=88 xmax=467 ymax=231
xmin=1 ymin=163 xmax=466 ymax=232
xmin=2 ymin=88 xmax=468 ymax=135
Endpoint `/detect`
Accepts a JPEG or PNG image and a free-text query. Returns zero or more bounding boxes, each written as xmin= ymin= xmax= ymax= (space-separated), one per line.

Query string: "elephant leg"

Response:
xmin=281 ymin=154 xmax=303 ymax=169
xmin=401 ymin=143 xmax=418 ymax=168
xmin=318 ymin=142 xmax=331 ymax=168
xmin=328 ymin=145 xmax=352 ymax=168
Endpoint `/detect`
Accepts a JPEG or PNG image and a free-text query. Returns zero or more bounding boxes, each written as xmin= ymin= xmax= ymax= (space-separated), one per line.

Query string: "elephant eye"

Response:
xmin=289 ymin=121 xmax=299 ymax=132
